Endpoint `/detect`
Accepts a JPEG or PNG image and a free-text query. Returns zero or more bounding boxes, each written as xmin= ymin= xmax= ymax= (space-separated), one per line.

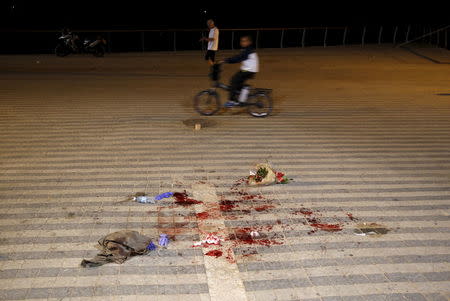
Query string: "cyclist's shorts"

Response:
xmin=205 ymin=50 xmax=216 ymax=62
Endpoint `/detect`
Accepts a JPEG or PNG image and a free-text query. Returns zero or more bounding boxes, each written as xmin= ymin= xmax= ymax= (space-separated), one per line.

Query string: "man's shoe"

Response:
xmin=225 ymin=101 xmax=239 ymax=108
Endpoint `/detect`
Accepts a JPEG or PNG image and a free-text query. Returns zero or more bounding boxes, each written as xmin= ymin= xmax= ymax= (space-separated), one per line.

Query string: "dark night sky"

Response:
xmin=1 ymin=0 xmax=447 ymax=29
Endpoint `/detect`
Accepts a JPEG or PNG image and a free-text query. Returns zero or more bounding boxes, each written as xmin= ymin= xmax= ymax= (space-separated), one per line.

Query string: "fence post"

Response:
xmin=405 ymin=25 xmax=411 ymax=42
xmin=362 ymin=26 xmax=366 ymax=47
xmin=280 ymin=29 xmax=284 ymax=48
xmin=343 ymin=27 xmax=347 ymax=46
xmin=439 ymin=29 xmax=442 ymax=47
xmin=378 ymin=26 xmax=383 ymax=44
xmin=429 ymin=27 xmax=432 ymax=44
xmin=323 ymin=27 xmax=328 ymax=47
xmin=256 ymin=30 xmax=260 ymax=49
xmin=173 ymin=31 xmax=176 ymax=52
xmin=393 ymin=26 xmax=398 ymax=45
xmin=436 ymin=30 xmax=440 ymax=47
xmin=107 ymin=32 xmax=112 ymax=53
xmin=141 ymin=31 xmax=145 ymax=52
xmin=302 ymin=28 xmax=306 ymax=47
xmin=231 ymin=30 xmax=234 ymax=50
xmin=445 ymin=28 xmax=448 ymax=49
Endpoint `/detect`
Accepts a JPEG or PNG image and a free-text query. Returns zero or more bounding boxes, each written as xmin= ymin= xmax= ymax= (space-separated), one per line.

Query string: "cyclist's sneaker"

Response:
xmin=225 ymin=101 xmax=239 ymax=108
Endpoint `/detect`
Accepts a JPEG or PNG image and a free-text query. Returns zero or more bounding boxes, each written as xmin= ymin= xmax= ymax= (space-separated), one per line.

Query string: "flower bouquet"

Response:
xmin=248 ymin=163 xmax=289 ymax=186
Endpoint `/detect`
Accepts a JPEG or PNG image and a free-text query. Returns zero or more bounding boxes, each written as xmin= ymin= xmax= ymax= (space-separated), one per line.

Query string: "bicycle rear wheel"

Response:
xmin=247 ymin=93 xmax=272 ymax=117
xmin=194 ymin=90 xmax=221 ymax=116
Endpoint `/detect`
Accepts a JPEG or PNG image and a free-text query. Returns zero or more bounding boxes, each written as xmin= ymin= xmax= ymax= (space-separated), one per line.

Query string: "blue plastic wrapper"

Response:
xmin=155 ymin=192 xmax=173 ymax=201
xmin=146 ymin=241 xmax=157 ymax=251
xmin=159 ymin=234 xmax=169 ymax=247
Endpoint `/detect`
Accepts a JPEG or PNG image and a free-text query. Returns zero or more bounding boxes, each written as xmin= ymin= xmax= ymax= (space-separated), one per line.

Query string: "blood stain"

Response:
xmin=241 ymin=194 xmax=264 ymax=201
xmin=254 ymin=205 xmax=274 ymax=212
xmin=225 ymin=248 xmax=235 ymax=263
xmin=347 ymin=213 xmax=357 ymax=221
xmin=173 ymin=192 xmax=203 ymax=206
xmin=219 ymin=200 xmax=238 ymax=212
xmin=196 ymin=212 xmax=209 ymax=220
xmin=307 ymin=217 xmax=319 ymax=224
xmin=230 ymin=228 xmax=282 ymax=246
xmin=205 ymin=250 xmax=223 ymax=258
xmin=310 ymin=223 xmax=342 ymax=232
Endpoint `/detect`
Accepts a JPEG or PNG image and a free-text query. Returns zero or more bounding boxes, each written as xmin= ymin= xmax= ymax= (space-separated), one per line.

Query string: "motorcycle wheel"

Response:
xmin=93 ymin=46 xmax=105 ymax=57
xmin=55 ymin=44 xmax=69 ymax=57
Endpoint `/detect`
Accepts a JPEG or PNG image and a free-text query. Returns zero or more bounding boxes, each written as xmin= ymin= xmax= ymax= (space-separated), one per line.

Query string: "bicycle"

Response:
xmin=194 ymin=64 xmax=273 ymax=117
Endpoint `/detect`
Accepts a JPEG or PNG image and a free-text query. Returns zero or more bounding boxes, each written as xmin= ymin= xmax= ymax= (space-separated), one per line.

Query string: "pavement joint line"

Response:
xmin=192 ymin=183 xmax=248 ymax=301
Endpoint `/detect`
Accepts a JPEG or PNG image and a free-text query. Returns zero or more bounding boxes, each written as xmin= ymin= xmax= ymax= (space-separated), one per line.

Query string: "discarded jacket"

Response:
xmin=81 ymin=230 xmax=153 ymax=268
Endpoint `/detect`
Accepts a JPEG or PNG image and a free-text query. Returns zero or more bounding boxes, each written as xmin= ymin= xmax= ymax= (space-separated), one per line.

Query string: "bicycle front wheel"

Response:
xmin=247 ymin=93 xmax=273 ymax=117
xmin=194 ymin=90 xmax=221 ymax=116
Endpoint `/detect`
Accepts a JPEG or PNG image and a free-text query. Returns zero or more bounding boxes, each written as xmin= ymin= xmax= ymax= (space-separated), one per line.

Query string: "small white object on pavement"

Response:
xmin=193 ymin=233 xmax=223 ymax=247
xmin=250 ymin=231 xmax=260 ymax=238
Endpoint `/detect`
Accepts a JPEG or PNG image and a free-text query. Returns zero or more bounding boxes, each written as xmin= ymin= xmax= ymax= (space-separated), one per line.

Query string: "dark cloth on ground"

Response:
xmin=81 ymin=230 xmax=152 ymax=267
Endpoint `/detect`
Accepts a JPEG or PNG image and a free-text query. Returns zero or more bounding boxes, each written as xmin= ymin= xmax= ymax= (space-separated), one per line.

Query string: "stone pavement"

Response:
xmin=0 ymin=46 xmax=449 ymax=301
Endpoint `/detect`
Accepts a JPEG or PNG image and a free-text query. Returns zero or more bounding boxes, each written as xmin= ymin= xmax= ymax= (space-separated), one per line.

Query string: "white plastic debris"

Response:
xmin=250 ymin=230 xmax=260 ymax=238
xmin=133 ymin=196 xmax=156 ymax=204
xmin=193 ymin=233 xmax=223 ymax=247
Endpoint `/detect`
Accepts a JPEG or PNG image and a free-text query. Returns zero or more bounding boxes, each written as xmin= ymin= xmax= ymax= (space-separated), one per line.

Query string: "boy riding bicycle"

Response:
xmin=220 ymin=36 xmax=259 ymax=107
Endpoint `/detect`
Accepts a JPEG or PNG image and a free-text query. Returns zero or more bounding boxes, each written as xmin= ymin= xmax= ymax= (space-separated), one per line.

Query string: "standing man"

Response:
xmin=200 ymin=19 xmax=219 ymax=65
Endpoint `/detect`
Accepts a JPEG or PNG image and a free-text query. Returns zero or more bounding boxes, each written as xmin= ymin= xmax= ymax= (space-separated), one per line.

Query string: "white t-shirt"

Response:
xmin=207 ymin=27 xmax=219 ymax=51
xmin=242 ymin=52 xmax=259 ymax=73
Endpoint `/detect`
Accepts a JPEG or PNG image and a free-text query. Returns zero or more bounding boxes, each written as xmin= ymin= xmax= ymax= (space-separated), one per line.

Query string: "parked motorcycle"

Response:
xmin=55 ymin=34 xmax=106 ymax=57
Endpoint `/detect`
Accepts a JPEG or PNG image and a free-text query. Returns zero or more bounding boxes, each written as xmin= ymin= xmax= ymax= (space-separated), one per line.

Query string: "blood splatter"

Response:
xmin=194 ymin=177 xmax=285 ymax=262
xmin=156 ymin=207 xmax=190 ymax=239
xmin=254 ymin=205 xmax=274 ymax=212
xmin=173 ymin=191 xmax=203 ymax=206
xmin=307 ymin=217 xmax=319 ymax=224
xmin=291 ymin=207 xmax=346 ymax=234
xmin=241 ymin=194 xmax=264 ymax=201
xmin=346 ymin=213 xmax=357 ymax=221
xmin=225 ymin=248 xmax=235 ymax=263
xmin=309 ymin=223 xmax=342 ymax=232
xmin=229 ymin=227 xmax=282 ymax=246
xmin=205 ymin=250 xmax=223 ymax=258
xmin=196 ymin=212 xmax=209 ymax=220
xmin=219 ymin=200 xmax=238 ymax=212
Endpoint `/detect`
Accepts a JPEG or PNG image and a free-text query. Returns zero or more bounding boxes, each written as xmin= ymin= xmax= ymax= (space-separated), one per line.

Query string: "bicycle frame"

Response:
xmin=207 ymin=64 xmax=272 ymax=106
xmin=212 ymin=81 xmax=230 ymax=91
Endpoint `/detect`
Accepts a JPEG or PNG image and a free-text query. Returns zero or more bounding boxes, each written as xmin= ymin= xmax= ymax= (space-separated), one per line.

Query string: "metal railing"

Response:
xmin=0 ymin=25 xmax=448 ymax=54
xmin=397 ymin=24 xmax=450 ymax=48
xmin=397 ymin=25 xmax=450 ymax=64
